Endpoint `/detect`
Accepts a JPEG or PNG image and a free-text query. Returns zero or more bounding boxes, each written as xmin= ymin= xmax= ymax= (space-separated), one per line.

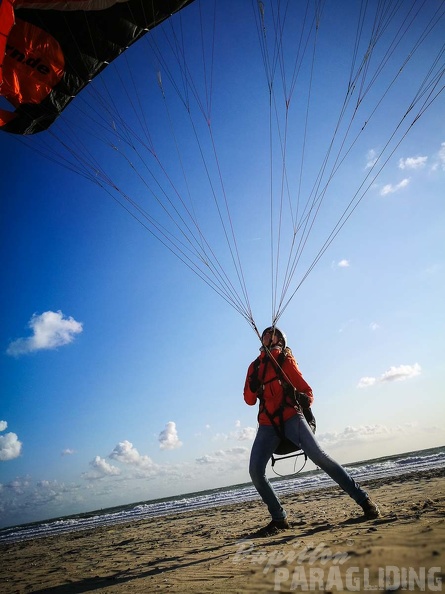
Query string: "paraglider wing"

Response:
xmin=1 ymin=0 xmax=443 ymax=329
xmin=0 ymin=0 xmax=15 ymax=89
xmin=0 ymin=0 xmax=194 ymax=134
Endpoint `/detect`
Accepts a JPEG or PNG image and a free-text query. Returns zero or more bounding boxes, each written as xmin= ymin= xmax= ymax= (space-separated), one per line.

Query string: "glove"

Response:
xmin=296 ymin=391 xmax=311 ymax=409
xmin=249 ymin=377 xmax=260 ymax=393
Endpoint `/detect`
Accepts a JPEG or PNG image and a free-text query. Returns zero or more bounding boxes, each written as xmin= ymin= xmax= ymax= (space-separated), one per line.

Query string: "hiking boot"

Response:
xmin=255 ymin=518 xmax=290 ymax=537
xmin=360 ymin=498 xmax=381 ymax=519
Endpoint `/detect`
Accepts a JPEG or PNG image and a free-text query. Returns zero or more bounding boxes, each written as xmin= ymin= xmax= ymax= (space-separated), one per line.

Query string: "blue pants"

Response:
xmin=249 ymin=413 xmax=369 ymax=521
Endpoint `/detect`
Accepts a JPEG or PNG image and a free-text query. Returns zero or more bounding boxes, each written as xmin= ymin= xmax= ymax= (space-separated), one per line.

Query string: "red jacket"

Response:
xmin=244 ymin=347 xmax=313 ymax=426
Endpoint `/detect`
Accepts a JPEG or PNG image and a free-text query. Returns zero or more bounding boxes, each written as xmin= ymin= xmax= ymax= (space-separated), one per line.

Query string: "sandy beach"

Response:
xmin=2 ymin=467 xmax=444 ymax=593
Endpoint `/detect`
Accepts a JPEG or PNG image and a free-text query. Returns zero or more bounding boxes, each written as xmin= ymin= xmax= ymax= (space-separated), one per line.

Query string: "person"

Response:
xmin=244 ymin=326 xmax=380 ymax=536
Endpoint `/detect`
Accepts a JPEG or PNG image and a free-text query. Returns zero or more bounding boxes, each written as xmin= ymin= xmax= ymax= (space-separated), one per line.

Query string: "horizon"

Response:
xmin=1 ymin=444 xmax=443 ymax=532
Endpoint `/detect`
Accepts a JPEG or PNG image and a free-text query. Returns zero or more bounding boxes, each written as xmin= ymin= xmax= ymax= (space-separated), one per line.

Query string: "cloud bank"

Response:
xmin=318 ymin=423 xmax=411 ymax=448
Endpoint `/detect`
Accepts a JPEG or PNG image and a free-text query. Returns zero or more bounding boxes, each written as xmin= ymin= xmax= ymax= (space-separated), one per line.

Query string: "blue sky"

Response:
xmin=1 ymin=0 xmax=444 ymax=528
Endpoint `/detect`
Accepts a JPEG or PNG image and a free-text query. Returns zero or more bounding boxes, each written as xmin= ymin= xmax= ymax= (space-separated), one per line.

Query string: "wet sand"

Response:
xmin=2 ymin=468 xmax=444 ymax=593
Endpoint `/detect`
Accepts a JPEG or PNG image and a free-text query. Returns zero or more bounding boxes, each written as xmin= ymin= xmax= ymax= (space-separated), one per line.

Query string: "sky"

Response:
xmin=0 ymin=0 xmax=444 ymax=529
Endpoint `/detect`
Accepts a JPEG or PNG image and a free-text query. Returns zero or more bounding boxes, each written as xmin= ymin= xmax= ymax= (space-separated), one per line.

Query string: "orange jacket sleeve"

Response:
xmin=282 ymin=354 xmax=313 ymax=406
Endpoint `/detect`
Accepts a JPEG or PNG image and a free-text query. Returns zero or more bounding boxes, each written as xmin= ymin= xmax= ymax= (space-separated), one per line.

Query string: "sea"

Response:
xmin=1 ymin=445 xmax=444 ymax=546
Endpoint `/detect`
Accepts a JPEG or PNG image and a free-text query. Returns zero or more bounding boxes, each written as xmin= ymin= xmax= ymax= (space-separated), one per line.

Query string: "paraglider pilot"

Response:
xmin=244 ymin=326 xmax=380 ymax=536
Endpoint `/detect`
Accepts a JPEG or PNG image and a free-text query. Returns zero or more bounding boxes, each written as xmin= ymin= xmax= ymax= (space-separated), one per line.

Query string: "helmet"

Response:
xmin=261 ymin=326 xmax=287 ymax=349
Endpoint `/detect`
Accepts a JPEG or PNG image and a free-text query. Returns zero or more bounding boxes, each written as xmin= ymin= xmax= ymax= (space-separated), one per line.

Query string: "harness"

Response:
xmin=251 ymin=350 xmax=316 ymax=472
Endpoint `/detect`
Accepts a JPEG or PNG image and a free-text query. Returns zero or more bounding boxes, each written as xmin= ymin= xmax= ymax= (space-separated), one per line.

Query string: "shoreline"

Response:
xmin=2 ymin=448 xmax=443 ymax=543
xmin=2 ymin=467 xmax=444 ymax=593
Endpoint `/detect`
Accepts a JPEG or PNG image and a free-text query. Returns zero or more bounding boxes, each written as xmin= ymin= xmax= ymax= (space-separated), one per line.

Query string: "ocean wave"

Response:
xmin=1 ymin=446 xmax=443 ymax=545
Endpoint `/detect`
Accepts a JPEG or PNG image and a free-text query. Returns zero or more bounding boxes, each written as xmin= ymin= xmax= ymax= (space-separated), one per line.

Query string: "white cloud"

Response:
xmin=196 ymin=446 xmax=249 ymax=466
xmin=357 ymin=376 xmax=377 ymax=388
xmin=5 ymin=478 xmax=31 ymax=494
xmin=6 ymin=310 xmax=83 ymax=356
xmin=0 ymin=476 xmax=111 ymax=527
xmin=331 ymin=259 xmax=350 ymax=270
xmin=365 ymin=148 xmax=378 ymax=169
xmin=61 ymin=449 xmax=76 ymax=456
xmin=398 ymin=156 xmax=427 ymax=170
xmin=0 ymin=421 xmax=7 ymax=432
xmin=0 ymin=432 xmax=22 ymax=461
xmin=195 ymin=454 xmax=214 ymax=465
xmin=318 ymin=424 xmax=403 ymax=447
xmin=380 ymin=178 xmax=410 ymax=196
xmin=369 ymin=322 xmax=380 ymax=331
xmin=212 ymin=421 xmax=257 ymax=442
xmin=427 ymin=143 xmax=445 ymax=172
xmin=357 ymin=363 xmax=421 ymax=388
xmin=109 ymin=440 xmax=158 ymax=470
xmin=437 ymin=142 xmax=445 ymax=170
xmin=159 ymin=422 xmax=183 ymax=451
xmin=226 ymin=447 xmax=247 ymax=456
xmin=83 ymin=456 xmax=121 ymax=480
xmin=380 ymin=363 xmax=422 ymax=383
xmin=237 ymin=427 xmax=257 ymax=441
